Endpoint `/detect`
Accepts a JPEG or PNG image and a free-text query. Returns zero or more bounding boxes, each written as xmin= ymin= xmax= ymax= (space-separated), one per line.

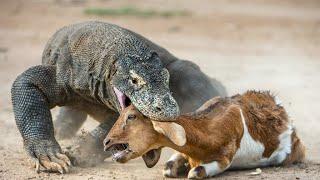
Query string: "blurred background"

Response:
xmin=0 ymin=0 xmax=320 ymax=179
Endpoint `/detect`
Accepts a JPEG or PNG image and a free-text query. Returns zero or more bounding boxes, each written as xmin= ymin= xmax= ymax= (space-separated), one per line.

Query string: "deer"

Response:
xmin=104 ymin=91 xmax=305 ymax=179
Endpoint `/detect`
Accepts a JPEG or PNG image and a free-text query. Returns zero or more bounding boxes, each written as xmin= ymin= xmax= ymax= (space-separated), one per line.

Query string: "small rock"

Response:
xmin=296 ymin=177 xmax=300 ymax=179
xmin=248 ymin=168 xmax=262 ymax=176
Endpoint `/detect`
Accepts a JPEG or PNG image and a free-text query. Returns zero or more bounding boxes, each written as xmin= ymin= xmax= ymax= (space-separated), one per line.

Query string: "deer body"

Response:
xmin=105 ymin=91 xmax=305 ymax=179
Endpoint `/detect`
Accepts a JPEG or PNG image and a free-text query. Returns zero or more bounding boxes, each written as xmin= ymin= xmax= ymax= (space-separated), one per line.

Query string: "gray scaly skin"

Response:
xmin=11 ymin=21 xmax=227 ymax=172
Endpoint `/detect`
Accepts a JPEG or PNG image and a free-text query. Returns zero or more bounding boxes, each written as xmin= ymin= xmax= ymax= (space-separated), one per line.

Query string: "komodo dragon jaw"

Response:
xmin=110 ymin=54 xmax=180 ymax=121
xmin=113 ymin=86 xmax=179 ymax=121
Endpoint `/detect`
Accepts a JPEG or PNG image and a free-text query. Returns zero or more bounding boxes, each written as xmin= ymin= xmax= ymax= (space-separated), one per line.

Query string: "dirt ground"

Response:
xmin=1 ymin=0 xmax=320 ymax=179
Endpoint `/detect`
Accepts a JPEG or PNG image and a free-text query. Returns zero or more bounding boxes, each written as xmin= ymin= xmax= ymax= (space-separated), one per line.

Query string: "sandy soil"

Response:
xmin=1 ymin=0 xmax=320 ymax=179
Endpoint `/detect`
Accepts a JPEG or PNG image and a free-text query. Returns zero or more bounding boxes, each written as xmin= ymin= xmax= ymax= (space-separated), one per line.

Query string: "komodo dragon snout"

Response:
xmin=110 ymin=52 xmax=180 ymax=121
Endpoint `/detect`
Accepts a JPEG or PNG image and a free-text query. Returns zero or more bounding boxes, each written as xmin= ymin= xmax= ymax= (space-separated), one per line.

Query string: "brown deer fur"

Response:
xmin=104 ymin=91 xmax=305 ymax=179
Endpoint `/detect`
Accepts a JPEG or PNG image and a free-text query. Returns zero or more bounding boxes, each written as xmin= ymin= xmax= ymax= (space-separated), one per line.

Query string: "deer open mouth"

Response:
xmin=105 ymin=143 xmax=132 ymax=163
xmin=104 ymin=140 xmax=162 ymax=167
xmin=114 ymin=87 xmax=131 ymax=111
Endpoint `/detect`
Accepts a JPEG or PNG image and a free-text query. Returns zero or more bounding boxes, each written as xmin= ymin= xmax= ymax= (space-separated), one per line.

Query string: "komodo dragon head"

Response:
xmin=108 ymin=51 xmax=179 ymax=121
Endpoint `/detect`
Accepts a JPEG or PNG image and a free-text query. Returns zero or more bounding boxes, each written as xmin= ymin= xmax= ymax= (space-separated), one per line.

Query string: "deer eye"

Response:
xmin=123 ymin=114 xmax=136 ymax=129
xmin=127 ymin=114 xmax=136 ymax=121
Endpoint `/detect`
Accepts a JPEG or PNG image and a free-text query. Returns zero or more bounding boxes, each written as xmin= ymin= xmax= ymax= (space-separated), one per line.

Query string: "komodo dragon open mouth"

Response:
xmin=114 ymin=87 xmax=132 ymax=111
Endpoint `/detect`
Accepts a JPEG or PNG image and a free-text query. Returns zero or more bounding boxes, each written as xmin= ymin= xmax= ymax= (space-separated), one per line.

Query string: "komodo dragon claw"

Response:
xmin=25 ymin=139 xmax=71 ymax=174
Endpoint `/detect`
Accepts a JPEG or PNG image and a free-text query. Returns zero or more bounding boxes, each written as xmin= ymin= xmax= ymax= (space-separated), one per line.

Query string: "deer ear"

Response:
xmin=151 ymin=121 xmax=186 ymax=146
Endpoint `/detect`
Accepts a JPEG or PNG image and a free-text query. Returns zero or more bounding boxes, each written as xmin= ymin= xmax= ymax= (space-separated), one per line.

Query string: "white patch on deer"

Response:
xmin=267 ymin=125 xmax=293 ymax=164
xmin=230 ymin=108 xmax=293 ymax=169
xmin=201 ymin=161 xmax=223 ymax=177
xmin=188 ymin=161 xmax=228 ymax=178
xmin=168 ymin=153 xmax=183 ymax=162
xmin=163 ymin=169 xmax=171 ymax=177
xmin=230 ymin=108 xmax=265 ymax=169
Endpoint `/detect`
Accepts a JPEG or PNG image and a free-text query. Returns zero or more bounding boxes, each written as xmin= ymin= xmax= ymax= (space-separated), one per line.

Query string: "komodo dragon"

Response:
xmin=11 ymin=21 xmax=227 ymax=173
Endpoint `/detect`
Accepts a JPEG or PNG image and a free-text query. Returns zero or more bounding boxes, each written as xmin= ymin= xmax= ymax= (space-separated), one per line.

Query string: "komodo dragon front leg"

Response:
xmin=11 ymin=65 xmax=71 ymax=173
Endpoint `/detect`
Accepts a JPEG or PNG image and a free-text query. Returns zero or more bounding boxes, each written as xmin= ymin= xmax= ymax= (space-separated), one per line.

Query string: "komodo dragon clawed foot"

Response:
xmin=25 ymin=139 xmax=71 ymax=174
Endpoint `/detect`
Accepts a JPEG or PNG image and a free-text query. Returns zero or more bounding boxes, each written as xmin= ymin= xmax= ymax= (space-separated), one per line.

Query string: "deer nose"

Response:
xmin=104 ymin=138 xmax=111 ymax=147
xmin=104 ymin=138 xmax=113 ymax=152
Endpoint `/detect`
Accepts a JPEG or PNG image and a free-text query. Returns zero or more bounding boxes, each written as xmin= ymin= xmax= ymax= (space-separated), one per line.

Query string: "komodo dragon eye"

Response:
xmin=129 ymin=70 xmax=146 ymax=87
xmin=131 ymin=78 xmax=138 ymax=85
